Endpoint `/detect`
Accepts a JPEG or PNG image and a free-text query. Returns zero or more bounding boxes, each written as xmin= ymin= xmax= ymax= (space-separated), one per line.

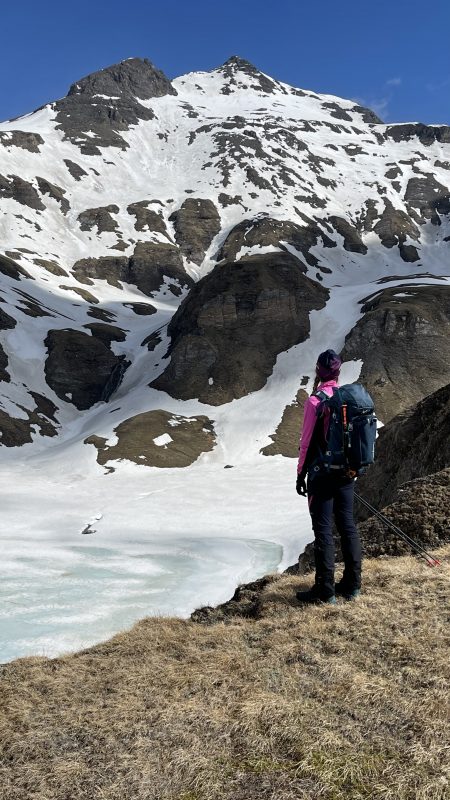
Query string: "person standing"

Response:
xmin=296 ymin=349 xmax=362 ymax=604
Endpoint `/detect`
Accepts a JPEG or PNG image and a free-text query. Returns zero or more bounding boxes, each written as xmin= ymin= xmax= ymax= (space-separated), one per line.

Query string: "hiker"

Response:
xmin=295 ymin=350 xmax=362 ymax=604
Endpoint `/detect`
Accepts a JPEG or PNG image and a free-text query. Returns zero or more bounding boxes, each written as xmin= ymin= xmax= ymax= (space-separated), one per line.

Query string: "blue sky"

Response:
xmin=1 ymin=0 xmax=449 ymax=124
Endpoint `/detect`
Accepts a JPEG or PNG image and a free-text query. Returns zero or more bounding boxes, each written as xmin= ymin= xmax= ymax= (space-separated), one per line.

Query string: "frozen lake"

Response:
xmin=0 ymin=457 xmax=311 ymax=663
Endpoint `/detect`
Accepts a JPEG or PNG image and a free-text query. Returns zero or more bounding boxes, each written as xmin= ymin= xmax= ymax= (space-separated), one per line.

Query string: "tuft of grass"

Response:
xmin=1 ymin=547 xmax=450 ymax=800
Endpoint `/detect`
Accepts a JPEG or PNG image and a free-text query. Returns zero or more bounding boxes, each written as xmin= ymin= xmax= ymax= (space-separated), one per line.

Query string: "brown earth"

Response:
xmin=85 ymin=409 xmax=216 ymax=469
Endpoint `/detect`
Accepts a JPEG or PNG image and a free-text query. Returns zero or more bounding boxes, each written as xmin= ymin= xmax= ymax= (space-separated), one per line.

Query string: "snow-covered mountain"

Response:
xmin=1 ymin=56 xmax=449 ymax=660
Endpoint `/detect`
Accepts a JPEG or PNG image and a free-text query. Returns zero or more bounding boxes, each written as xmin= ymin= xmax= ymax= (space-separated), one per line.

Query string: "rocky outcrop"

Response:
xmin=152 ymin=252 xmax=328 ymax=405
xmin=0 ymin=174 xmax=45 ymax=210
xmin=169 ymin=198 xmax=221 ymax=264
xmin=63 ymin=159 xmax=88 ymax=181
xmin=404 ymin=175 xmax=450 ymax=225
xmin=0 ymin=253 xmax=32 ymax=281
xmin=85 ymin=410 xmax=215 ymax=469
xmin=83 ymin=323 xmax=127 ymax=348
xmin=127 ymin=201 xmax=169 ymax=235
xmin=216 ymin=215 xmax=334 ymax=268
xmin=372 ymin=199 xmax=420 ymax=262
xmin=54 ymin=58 xmax=177 ymax=153
xmin=328 ymin=215 xmax=367 ymax=253
xmin=44 ymin=329 xmax=129 ymax=410
xmin=77 ymin=205 xmax=119 ymax=233
xmin=129 ymin=242 xmax=193 ymax=296
xmin=0 ymin=305 xmax=17 ymax=330
xmin=385 ymin=123 xmax=450 ymax=146
xmin=342 ymin=284 xmax=450 ymax=422
xmin=72 ymin=242 xmax=192 ymax=296
xmin=218 ymin=56 xmax=282 ymax=95
xmin=0 ymin=131 xmax=44 ymax=152
xmin=0 ymin=392 xmax=59 ymax=447
xmin=0 ymin=343 xmax=10 ymax=382
xmin=123 ymin=302 xmax=156 ymax=315
xmin=356 ymin=382 xmax=450 ymax=513
xmin=36 ymin=177 xmax=70 ymax=215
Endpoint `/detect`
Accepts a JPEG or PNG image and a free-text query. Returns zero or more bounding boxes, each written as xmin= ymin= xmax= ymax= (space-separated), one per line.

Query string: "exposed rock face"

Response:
xmin=152 ymin=252 xmax=328 ymax=405
xmin=0 ymin=174 xmax=45 ymax=210
xmin=169 ymin=198 xmax=221 ymax=264
xmin=72 ymin=242 xmax=192 ymax=296
xmin=36 ymin=177 xmax=70 ymax=214
xmin=33 ymin=258 xmax=68 ymax=277
xmin=0 ymin=343 xmax=10 ymax=382
xmin=72 ymin=256 xmax=128 ymax=288
xmin=218 ymin=56 xmax=282 ymax=95
xmin=63 ymin=159 xmax=88 ymax=181
xmin=123 ymin=302 xmax=156 ymax=315
xmin=261 ymin=387 xmax=309 ymax=457
xmin=82 ymin=323 xmax=127 ymax=348
xmin=127 ymin=201 xmax=169 ymax=235
xmin=0 ymin=253 xmax=32 ymax=281
xmin=216 ymin=215 xmax=334 ymax=267
xmin=130 ymin=242 xmax=193 ymax=295
xmin=44 ymin=329 xmax=129 ymax=410
xmin=372 ymin=199 xmax=420 ymax=261
xmin=356 ymin=382 xmax=450 ymax=513
xmin=53 ymin=58 xmax=177 ymax=153
xmin=328 ymin=215 xmax=367 ymax=253
xmin=0 ymin=306 xmax=17 ymax=330
xmin=0 ymin=393 xmax=59 ymax=447
xmin=358 ymin=468 xmax=450 ymax=557
xmin=342 ymin=285 xmax=450 ymax=421
xmin=85 ymin=410 xmax=215 ymax=469
xmin=0 ymin=131 xmax=44 ymax=152
xmin=404 ymin=175 xmax=450 ymax=224
xmin=385 ymin=123 xmax=450 ymax=146
xmin=77 ymin=205 xmax=119 ymax=233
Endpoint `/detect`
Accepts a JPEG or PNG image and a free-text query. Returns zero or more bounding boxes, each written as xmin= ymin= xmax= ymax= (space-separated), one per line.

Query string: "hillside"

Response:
xmin=1 ymin=544 xmax=449 ymax=800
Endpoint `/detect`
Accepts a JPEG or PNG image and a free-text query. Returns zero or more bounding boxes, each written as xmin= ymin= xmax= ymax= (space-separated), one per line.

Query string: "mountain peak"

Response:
xmin=215 ymin=55 xmax=280 ymax=95
xmin=67 ymin=57 xmax=177 ymax=101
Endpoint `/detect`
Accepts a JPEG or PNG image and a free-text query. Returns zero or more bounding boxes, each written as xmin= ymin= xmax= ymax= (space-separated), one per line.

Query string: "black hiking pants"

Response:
xmin=307 ymin=474 xmax=362 ymax=599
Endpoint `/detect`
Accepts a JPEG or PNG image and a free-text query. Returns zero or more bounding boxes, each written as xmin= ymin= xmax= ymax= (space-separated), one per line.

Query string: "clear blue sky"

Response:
xmin=1 ymin=0 xmax=449 ymax=125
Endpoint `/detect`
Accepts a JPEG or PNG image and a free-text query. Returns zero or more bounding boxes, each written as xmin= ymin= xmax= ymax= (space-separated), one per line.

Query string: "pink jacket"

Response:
xmin=297 ymin=379 xmax=339 ymax=474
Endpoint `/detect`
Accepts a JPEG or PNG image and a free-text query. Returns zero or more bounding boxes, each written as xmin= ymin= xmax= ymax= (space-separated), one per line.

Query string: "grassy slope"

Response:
xmin=1 ymin=547 xmax=450 ymax=800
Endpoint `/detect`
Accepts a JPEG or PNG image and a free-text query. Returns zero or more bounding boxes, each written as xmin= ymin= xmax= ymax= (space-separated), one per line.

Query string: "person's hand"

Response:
xmin=296 ymin=472 xmax=307 ymax=496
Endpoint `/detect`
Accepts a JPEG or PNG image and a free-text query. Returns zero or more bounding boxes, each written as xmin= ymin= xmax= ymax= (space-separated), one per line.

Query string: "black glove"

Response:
xmin=296 ymin=472 xmax=307 ymax=496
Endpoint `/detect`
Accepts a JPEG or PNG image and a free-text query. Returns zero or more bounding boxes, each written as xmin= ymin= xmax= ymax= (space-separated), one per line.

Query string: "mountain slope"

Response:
xmin=0 ymin=55 xmax=449 ymax=660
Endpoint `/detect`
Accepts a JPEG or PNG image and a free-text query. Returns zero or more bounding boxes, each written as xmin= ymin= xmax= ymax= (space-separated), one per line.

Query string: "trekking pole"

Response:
xmin=354 ymin=492 xmax=441 ymax=567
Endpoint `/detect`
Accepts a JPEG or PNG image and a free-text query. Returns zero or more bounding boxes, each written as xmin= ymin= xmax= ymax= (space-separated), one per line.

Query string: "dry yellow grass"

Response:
xmin=1 ymin=547 xmax=450 ymax=800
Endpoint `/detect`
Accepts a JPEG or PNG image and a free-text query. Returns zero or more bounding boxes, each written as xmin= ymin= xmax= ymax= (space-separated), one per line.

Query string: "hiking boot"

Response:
xmin=335 ymin=581 xmax=361 ymax=601
xmin=296 ymin=586 xmax=337 ymax=605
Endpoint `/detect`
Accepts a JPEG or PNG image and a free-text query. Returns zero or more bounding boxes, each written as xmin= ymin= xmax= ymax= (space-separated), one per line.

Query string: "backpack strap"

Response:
xmin=313 ymin=390 xmax=328 ymax=415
